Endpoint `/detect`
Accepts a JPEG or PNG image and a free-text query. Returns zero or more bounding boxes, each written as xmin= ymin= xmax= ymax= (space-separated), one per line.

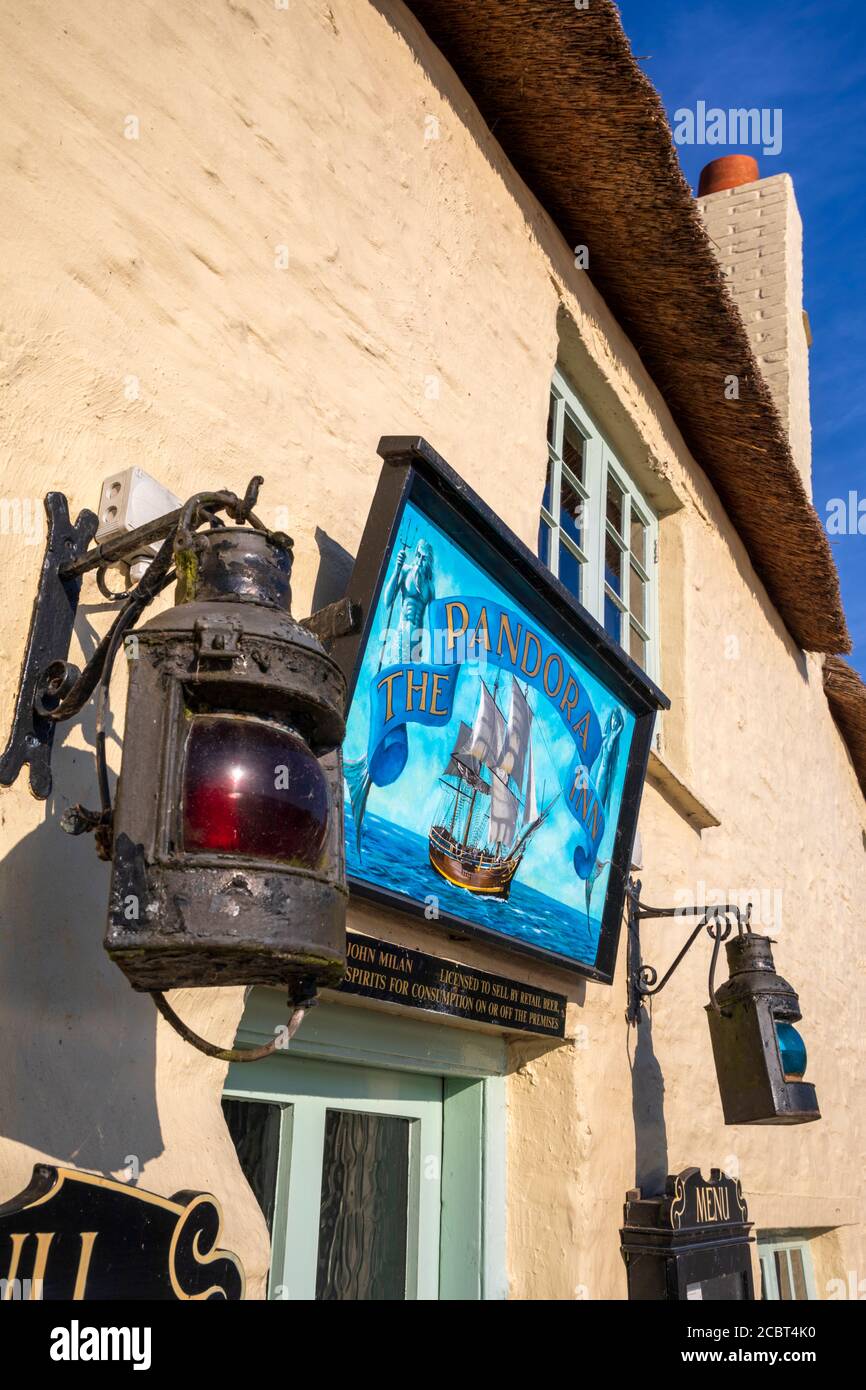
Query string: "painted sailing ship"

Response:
xmin=429 ymin=675 xmax=555 ymax=899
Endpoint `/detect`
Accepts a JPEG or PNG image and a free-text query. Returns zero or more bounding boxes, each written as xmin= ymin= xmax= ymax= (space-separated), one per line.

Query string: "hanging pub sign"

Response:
xmin=332 ymin=437 xmax=669 ymax=983
xmin=0 ymin=1165 xmax=244 ymax=1300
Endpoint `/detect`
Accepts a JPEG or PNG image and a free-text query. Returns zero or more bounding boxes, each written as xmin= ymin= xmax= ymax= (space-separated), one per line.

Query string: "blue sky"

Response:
xmin=617 ymin=1 xmax=866 ymax=672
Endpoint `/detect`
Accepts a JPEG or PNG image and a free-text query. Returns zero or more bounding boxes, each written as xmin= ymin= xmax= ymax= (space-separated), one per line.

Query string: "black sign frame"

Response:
xmin=333 ymin=436 xmax=669 ymax=985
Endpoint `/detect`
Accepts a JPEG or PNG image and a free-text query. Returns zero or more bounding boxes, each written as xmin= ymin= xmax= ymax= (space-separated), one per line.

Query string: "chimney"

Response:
xmin=697 ymin=156 xmax=813 ymax=497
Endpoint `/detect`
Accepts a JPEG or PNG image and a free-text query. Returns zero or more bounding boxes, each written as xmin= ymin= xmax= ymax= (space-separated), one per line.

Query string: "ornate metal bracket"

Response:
xmin=626 ymin=877 xmax=751 ymax=1026
xmin=0 ymin=483 xmax=361 ymax=803
xmin=0 ymin=495 xmax=98 ymax=798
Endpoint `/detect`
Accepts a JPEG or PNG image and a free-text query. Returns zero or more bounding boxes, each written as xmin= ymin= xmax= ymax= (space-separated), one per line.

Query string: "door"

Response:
xmin=224 ymin=1055 xmax=443 ymax=1300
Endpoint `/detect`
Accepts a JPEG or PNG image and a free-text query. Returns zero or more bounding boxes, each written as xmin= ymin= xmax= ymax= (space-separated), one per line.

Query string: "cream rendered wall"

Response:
xmin=0 ymin=0 xmax=862 ymax=1300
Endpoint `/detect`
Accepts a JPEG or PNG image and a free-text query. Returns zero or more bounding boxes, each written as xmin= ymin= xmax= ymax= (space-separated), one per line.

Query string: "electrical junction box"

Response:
xmin=95 ymin=468 xmax=181 ymax=582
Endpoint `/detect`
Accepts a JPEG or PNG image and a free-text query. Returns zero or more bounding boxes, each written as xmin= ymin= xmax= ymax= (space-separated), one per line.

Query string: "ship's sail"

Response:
xmin=445 ymin=720 xmax=489 ymax=795
xmin=469 ymin=681 xmax=505 ymax=770
xmin=489 ymin=769 xmax=519 ymax=847
xmin=496 ymin=679 xmax=532 ymax=788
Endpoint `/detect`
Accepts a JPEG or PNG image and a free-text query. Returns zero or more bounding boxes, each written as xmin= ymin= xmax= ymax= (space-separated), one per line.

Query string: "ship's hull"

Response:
xmin=428 ymin=826 xmax=521 ymax=898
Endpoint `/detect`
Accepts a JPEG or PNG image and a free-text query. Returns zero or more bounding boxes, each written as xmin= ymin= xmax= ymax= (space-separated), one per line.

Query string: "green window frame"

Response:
xmin=538 ymin=366 xmax=659 ymax=680
xmin=757 ymin=1232 xmax=818 ymax=1301
xmin=223 ymin=997 xmax=508 ymax=1301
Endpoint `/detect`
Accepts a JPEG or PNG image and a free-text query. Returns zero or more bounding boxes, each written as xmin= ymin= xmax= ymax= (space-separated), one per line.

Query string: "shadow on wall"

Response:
xmin=627 ymin=918 xmax=669 ymax=1194
xmin=311 ymin=527 xmax=355 ymax=614
xmin=0 ymin=603 xmax=163 ymax=1178
xmin=629 ymin=1005 xmax=669 ymax=1195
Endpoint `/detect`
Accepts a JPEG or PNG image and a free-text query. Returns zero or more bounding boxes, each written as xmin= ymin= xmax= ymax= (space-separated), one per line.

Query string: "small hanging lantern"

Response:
xmin=628 ymin=880 xmax=820 ymax=1126
xmin=705 ymin=932 xmax=820 ymax=1126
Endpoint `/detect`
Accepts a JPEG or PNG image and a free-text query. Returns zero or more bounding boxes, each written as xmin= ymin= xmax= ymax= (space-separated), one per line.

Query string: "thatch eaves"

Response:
xmin=824 ymin=658 xmax=866 ymax=800
xmin=404 ymin=0 xmax=850 ymax=656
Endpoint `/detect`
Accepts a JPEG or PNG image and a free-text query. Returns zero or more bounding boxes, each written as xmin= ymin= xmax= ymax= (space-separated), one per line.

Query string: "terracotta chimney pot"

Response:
xmin=698 ymin=155 xmax=760 ymax=197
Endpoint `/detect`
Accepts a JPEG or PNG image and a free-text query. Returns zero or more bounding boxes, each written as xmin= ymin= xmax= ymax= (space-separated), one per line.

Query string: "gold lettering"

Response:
xmin=543 ymin=652 xmax=564 ymax=699
xmin=496 ymin=611 xmax=522 ymax=665
xmin=572 ymin=711 xmax=591 ymax=751
xmin=560 ymin=676 xmax=580 ymax=721
xmin=468 ymin=607 xmax=491 ymax=654
xmin=445 ymin=602 xmax=469 ymax=652
xmin=430 ymin=671 xmax=449 ymax=717
xmin=377 ymin=670 xmax=402 ymax=723
xmin=3 ymin=1233 xmax=27 ymax=1294
xmin=73 ymin=1232 xmax=98 ymax=1300
xmin=406 ymin=668 xmax=428 ymax=712
xmin=521 ymin=630 xmax=542 ymax=678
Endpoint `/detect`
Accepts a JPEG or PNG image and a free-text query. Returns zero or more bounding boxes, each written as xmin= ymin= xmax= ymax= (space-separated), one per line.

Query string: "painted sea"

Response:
xmin=346 ymin=806 xmax=601 ymax=967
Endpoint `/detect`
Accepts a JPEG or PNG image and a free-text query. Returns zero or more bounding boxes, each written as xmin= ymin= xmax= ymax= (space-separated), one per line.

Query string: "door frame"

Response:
xmin=225 ymin=994 xmax=509 ymax=1300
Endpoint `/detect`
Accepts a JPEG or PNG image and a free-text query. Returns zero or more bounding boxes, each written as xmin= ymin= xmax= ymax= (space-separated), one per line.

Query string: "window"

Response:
xmin=538 ymin=367 xmax=659 ymax=678
xmin=758 ymin=1233 xmax=818 ymax=1301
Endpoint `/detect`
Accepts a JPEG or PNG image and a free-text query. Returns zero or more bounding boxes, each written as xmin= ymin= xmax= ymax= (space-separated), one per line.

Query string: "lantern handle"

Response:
xmin=150 ymin=979 xmax=318 ymax=1063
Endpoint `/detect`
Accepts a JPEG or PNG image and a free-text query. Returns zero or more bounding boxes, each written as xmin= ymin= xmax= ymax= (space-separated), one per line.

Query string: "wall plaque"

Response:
xmin=339 ymin=930 xmax=567 ymax=1037
xmin=333 ymin=437 xmax=669 ymax=982
xmin=0 ymin=1165 xmax=244 ymax=1300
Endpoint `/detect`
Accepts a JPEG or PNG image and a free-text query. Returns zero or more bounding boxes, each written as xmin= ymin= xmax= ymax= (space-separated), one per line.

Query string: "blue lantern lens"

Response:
xmin=775 ymin=1021 xmax=807 ymax=1079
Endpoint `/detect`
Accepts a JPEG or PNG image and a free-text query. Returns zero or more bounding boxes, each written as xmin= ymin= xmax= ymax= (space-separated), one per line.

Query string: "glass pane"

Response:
xmin=560 ymin=474 xmax=584 ymax=549
xmin=562 ymin=416 xmax=585 ymax=483
xmin=316 ymin=1110 xmax=411 ymax=1301
xmin=630 ymin=563 xmax=646 ymax=626
xmin=605 ymin=532 xmax=622 ymax=596
xmin=775 ymin=1250 xmax=793 ymax=1301
xmin=541 ymin=455 xmax=553 ymax=514
xmin=538 ymin=518 xmax=552 ymax=568
xmin=629 ymin=622 xmax=646 ymax=668
xmin=604 ymin=592 xmax=622 ymax=642
xmin=558 ymin=541 xmax=581 ymax=599
xmin=631 ymin=513 xmax=647 ymax=566
xmin=182 ymin=715 xmax=329 ymax=867
xmin=222 ymin=1098 xmax=281 ymax=1237
xmin=606 ymin=476 xmax=624 ymax=534
xmin=546 ymin=394 xmax=556 ymax=446
xmin=789 ymin=1248 xmax=808 ymax=1300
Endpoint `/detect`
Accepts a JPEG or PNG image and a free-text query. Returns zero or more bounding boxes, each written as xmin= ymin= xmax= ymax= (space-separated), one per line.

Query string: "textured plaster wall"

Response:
xmin=0 ymin=0 xmax=863 ymax=1300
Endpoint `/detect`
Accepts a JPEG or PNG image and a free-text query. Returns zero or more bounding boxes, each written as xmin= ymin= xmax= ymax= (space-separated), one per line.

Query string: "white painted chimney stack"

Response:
xmin=697 ymin=159 xmax=813 ymax=498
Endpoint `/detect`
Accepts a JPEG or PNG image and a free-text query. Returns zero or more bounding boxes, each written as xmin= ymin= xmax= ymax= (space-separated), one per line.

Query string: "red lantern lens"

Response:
xmin=181 ymin=716 xmax=329 ymax=867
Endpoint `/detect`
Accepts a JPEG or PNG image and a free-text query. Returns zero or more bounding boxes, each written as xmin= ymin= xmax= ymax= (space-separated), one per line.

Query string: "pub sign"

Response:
xmin=333 ymin=438 xmax=668 ymax=983
xmin=0 ymin=1165 xmax=244 ymax=1300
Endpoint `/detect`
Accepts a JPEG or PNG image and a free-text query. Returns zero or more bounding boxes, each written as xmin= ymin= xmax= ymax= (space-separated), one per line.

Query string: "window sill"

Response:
xmin=646 ymin=749 xmax=721 ymax=832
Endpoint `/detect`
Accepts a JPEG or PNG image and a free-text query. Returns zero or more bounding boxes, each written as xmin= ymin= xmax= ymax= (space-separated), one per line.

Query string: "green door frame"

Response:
xmin=225 ymin=995 xmax=509 ymax=1301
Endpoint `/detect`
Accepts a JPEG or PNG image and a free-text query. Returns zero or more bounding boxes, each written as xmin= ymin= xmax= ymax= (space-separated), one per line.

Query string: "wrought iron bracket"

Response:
xmin=626 ymin=877 xmax=751 ymax=1026
xmin=0 ymin=494 xmax=98 ymax=798
xmin=0 ymin=478 xmax=309 ymax=804
xmin=300 ymin=596 xmax=362 ymax=645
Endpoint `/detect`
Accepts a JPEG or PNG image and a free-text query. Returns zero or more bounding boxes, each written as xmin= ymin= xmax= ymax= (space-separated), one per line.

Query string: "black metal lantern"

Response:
xmin=1 ymin=478 xmax=357 ymax=1058
xmin=105 ymin=521 xmax=347 ymax=995
xmin=705 ymin=932 xmax=820 ymax=1125
xmin=628 ymin=880 xmax=820 ymax=1126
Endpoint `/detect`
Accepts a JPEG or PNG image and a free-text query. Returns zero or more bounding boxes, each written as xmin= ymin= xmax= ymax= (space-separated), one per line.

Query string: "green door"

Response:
xmin=224 ymin=1056 xmax=443 ymax=1300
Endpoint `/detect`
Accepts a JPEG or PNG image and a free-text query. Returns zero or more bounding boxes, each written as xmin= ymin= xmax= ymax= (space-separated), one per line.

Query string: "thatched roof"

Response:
xmin=824 ymin=658 xmax=866 ymax=798
xmin=404 ymin=0 xmax=849 ymax=656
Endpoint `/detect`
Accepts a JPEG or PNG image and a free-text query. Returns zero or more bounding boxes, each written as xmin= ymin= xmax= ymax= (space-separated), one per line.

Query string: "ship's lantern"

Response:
xmin=705 ymin=932 xmax=820 ymax=1125
xmin=105 ymin=523 xmax=348 ymax=996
